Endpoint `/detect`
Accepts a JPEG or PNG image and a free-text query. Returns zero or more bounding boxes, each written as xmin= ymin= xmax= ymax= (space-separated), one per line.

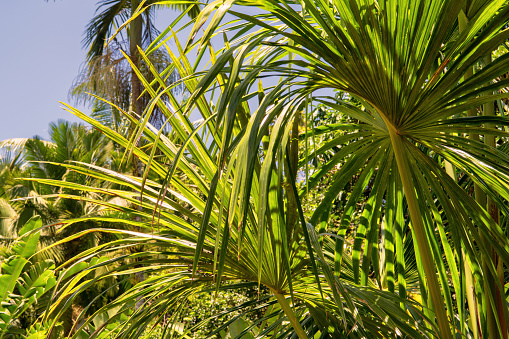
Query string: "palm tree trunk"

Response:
xmin=286 ymin=113 xmax=300 ymax=243
xmin=130 ymin=0 xmax=145 ymax=296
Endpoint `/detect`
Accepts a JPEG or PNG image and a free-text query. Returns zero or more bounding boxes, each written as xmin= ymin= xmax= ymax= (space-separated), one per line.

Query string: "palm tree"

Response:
xmin=1 ymin=121 xmax=122 ymax=265
xmin=186 ymin=1 xmax=509 ymax=337
xmin=62 ymin=0 xmax=203 ymax=190
xmin=72 ymin=0 xmax=201 ymax=127
xmin=37 ymin=0 xmax=509 ymax=338
xmin=40 ymin=55 xmax=431 ymax=338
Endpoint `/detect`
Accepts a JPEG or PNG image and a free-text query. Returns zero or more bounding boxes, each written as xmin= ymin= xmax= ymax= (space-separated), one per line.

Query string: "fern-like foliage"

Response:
xmin=0 ymin=216 xmax=57 ymax=339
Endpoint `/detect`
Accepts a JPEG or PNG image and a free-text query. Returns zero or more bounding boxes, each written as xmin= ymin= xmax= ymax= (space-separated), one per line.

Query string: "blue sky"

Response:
xmin=0 ymin=1 xmax=195 ymax=141
xmin=0 ymin=0 xmax=99 ymax=140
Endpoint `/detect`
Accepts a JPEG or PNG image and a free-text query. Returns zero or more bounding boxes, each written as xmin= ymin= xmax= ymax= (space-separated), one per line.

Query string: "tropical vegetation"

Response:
xmin=2 ymin=0 xmax=509 ymax=338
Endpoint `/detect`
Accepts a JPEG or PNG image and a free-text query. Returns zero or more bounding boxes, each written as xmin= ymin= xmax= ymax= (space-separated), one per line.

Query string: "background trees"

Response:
xmin=0 ymin=121 xmax=125 ymax=336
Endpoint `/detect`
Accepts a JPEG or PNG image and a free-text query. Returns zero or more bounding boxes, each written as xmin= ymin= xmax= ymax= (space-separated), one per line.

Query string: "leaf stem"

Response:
xmin=273 ymin=291 xmax=307 ymax=339
xmin=388 ymin=127 xmax=453 ymax=339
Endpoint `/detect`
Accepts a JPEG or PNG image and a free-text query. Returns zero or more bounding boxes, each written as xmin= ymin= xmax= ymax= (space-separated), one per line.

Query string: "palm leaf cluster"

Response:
xmin=22 ymin=0 xmax=509 ymax=338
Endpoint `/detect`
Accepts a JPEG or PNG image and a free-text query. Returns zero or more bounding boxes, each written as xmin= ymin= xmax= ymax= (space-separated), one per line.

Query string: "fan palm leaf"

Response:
xmin=31 ymin=0 xmax=509 ymax=338
xmin=173 ymin=0 xmax=509 ymax=337
xmin=37 ymin=38 xmax=438 ymax=338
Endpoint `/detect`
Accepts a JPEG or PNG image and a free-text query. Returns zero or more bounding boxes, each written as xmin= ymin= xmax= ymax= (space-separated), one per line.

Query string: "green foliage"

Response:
xmin=31 ymin=41 xmax=434 ymax=338
xmin=0 ymin=216 xmax=57 ymax=338
xmin=13 ymin=0 xmax=509 ymax=338
xmin=181 ymin=285 xmax=265 ymax=338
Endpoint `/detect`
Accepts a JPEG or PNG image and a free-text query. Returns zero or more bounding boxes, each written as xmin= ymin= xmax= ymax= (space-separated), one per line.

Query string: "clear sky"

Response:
xmin=0 ymin=0 xmax=99 ymax=140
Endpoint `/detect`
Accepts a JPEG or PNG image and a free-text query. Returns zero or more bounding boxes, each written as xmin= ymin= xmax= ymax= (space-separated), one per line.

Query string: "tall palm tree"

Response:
xmin=65 ymin=0 xmax=203 ymax=185
xmin=73 ymin=0 xmax=201 ymax=126
xmin=37 ymin=0 xmax=509 ymax=338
